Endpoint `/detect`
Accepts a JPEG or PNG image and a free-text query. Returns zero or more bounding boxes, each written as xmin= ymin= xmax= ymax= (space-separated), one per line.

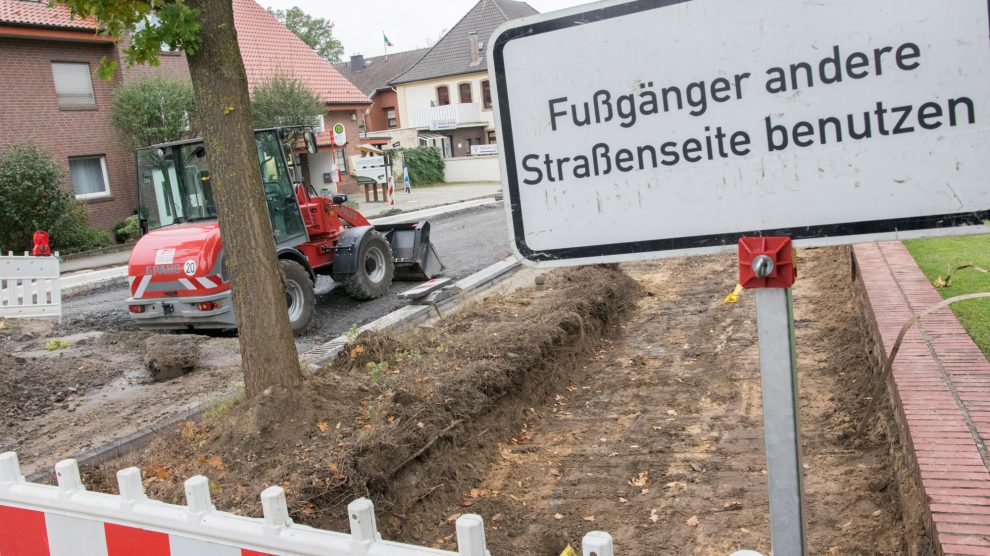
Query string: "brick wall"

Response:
xmin=118 ymin=36 xmax=191 ymax=83
xmin=325 ymin=109 xmax=363 ymax=195
xmin=365 ymin=90 xmax=399 ymax=132
xmin=0 ymin=37 xmax=142 ymax=231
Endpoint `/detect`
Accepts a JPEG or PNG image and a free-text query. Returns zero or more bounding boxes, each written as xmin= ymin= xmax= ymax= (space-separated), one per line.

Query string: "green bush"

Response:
xmin=0 ymin=143 xmax=109 ymax=254
xmin=112 ymin=215 xmax=141 ymax=244
xmin=53 ymin=201 xmax=109 ymax=255
xmin=402 ymin=146 xmax=445 ymax=186
xmin=0 ymin=143 xmax=69 ymax=253
xmin=251 ymin=76 xmax=323 ymax=133
xmin=110 ymin=77 xmax=197 ymax=148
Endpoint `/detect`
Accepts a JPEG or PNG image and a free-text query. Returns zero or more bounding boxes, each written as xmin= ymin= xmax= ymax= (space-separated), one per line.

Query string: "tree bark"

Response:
xmin=184 ymin=0 xmax=302 ymax=396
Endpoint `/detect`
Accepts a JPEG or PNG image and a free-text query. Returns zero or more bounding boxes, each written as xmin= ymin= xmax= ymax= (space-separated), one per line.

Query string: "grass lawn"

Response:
xmin=904 ymin=233 xmax=990 ymax=357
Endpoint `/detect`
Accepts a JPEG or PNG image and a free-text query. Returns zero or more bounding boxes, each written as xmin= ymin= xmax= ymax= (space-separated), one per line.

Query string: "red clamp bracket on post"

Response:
xmin=738 ymin=236 xmax=796 ymax=289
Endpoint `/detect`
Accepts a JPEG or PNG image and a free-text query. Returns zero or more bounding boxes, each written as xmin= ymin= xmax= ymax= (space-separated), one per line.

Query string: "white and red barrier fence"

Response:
xmin=0 ymin=452 xmax=616 ymax=556
xmin=0 ymin=452 xmax=769 ymax=555
xmin=0 ymin=252 xmax=61 ymax=319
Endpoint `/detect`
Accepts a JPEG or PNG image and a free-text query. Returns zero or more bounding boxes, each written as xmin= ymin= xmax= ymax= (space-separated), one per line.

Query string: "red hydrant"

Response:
xmin=32 ymin=230 xmax=51 ymax=256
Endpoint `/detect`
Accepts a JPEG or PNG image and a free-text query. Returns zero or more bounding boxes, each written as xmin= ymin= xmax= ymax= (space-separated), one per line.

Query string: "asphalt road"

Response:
xmin=56 ymin=202 xmax=512 ymax=352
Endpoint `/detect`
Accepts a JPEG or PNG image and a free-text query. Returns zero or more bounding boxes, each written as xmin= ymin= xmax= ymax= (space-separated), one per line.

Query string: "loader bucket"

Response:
xmin=375 ymin=221 xmax=445 ymax=281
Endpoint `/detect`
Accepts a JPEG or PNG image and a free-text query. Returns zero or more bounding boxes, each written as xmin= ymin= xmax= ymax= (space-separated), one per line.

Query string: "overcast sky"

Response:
xmin=263 ymin=0 xmax=594 ymax=60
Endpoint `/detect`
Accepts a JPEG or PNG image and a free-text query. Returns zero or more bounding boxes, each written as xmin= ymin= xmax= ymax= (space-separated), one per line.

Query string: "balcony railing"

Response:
xmin=408 ymin=102 xmax=483 ymax=130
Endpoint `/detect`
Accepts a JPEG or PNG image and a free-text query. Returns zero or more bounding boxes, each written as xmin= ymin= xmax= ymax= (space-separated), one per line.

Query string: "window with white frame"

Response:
xmin=51 ymin=62 xmax=96 ymax=109
xmin=312 ymin=114 xmax=325 ymax=132
xmin=69 ymin=155 xmax=110 ymax=199
xmin=385 ymin=108 xmax=397 ymax=128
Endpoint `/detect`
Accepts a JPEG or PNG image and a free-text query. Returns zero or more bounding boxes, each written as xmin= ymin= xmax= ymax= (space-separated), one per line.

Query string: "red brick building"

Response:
xmin=0 ymin=0 xmax=370 ymax=232
xmin=333 ymin=49 xmax=428 ymax=144
xmin=233 ymin=0 xmax=370 ymax=195
xmin=0 ymin=2 xmax=140 ymax=230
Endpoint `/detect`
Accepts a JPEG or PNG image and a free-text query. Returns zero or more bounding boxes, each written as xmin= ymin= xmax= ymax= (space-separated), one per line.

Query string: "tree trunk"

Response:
xmin=185 ymin=0 xmax=302 ymax=396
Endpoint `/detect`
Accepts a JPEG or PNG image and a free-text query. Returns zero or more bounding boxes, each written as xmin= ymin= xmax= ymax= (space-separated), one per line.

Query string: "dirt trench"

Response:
xmin=365 ymin=248 xmax=923 ymax=555
xmin=79 ymin=248 xmax=923 ymax=555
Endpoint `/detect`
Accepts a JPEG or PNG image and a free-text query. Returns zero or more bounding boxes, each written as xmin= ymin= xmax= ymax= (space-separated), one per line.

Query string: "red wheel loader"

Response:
xmin=125 ymin=127 xmax=443 ymax=334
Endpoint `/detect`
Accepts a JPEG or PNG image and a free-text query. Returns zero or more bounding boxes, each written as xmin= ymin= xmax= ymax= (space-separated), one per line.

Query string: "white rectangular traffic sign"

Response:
xmin=490 ymin=0 xmax=990 ymax=266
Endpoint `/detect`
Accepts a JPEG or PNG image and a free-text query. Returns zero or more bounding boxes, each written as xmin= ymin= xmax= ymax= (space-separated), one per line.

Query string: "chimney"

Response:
xmin=468 ymin=32 xmax=480 ymax=65
xmin=350 ymin=54 xmax=365 ymax=71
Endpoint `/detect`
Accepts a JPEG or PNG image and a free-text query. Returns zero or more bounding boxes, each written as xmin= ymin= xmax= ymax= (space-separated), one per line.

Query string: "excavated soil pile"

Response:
xmin=144 ymin=335 xmax=202 ymax=381
xmin=86 ymin=265 xmax=642 ymax=532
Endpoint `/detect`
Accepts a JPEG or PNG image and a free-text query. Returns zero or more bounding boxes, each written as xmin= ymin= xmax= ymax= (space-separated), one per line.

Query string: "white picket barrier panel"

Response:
xmin=0 ymin=251 xmax=62 ymax=319
xmin=0 ymin=452 xmax=621 ymax=556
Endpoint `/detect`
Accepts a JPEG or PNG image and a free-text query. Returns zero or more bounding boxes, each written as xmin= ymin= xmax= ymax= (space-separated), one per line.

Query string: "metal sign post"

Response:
xmin=488 ymin=0 xmax=990 ymax=552
xmin=739 ymin=237 xmax=805 ymax=555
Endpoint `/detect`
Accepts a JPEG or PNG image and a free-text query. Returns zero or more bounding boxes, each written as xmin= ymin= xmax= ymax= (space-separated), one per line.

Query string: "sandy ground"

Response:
xmin=0 ymin=204 xmax=512 ymax=476
xmin=0 ymin=325 xmax=242 ymax=476
xmin=383 ymin=248 xmax=923 ymax=555
xmin=69 ymin=247 xmax=928 ymax=556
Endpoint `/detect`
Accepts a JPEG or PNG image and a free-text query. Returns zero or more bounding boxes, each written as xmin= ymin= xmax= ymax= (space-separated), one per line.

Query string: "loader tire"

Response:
xmin=281 ymin=259 xmax=315 ymax=335
xmin=339 ymin=231 xmax=394 ymax=300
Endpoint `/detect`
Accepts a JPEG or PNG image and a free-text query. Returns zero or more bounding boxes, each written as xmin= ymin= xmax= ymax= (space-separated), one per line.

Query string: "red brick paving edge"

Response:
xmin=852 ymin=241 xmax=990 ymax=556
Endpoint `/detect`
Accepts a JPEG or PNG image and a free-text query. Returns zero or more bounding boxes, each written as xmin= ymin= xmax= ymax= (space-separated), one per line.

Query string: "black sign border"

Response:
xmin=492 ymin=0 xmax=990 ymax=263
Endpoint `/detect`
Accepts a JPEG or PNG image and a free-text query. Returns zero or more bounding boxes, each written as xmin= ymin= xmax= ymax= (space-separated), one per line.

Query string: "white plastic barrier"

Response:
xmin=0 ymin=452 xmax=616 ymax=556
xmin=0 ymin=251 xmax=61 ymax=318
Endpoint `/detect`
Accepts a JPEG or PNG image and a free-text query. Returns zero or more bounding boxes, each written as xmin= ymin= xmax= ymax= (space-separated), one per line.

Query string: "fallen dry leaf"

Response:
xmin=554 ymin=513 xmax=564 ymax=520
xmin=549 ymin=468 xmax=561 ymax=477
xmin=723 ymin=501 xmax=743 ymax=511
xmin=628 ymin=471 xmax=649 ymax=487
xmin=650 ymin=508 xmax=660 ymax=523
xmin=583 ymin=516 xmax=595 ymax=522
xmin=667 ymin=409 xmax=678 ymax=416
xmin=446 ymin=513 xmax=462 ymax=523
xmin=618 ymin=497 xmax=628 ymax=504
xmin=317 ymin=421 xmax=329 ymax=432
xmin=686 ymin=515 xmax=699 ymax=527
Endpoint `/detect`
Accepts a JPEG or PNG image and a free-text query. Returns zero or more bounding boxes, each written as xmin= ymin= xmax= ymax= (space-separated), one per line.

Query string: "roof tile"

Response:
xmin=0 ymin=0 xmax=99 ymax=31
xmin=333 ymin=48 xmax=429 ymax=96
xmin=233 ymin=0 xmax=370 ymax=105
xmin=390 ymin=0 xmax=537 ymax=85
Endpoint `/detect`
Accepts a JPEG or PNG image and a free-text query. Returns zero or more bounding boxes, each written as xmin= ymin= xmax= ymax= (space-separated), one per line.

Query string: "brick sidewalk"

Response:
xmin=854 ymin=241 xmax=990 ymax=556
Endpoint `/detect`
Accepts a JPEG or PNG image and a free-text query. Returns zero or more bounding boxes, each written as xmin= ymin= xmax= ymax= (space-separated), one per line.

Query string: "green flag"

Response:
xmin=384 ymin=33 xmax=394 ymax=47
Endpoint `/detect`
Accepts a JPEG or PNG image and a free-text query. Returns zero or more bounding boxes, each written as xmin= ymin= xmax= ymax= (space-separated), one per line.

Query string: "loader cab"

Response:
xmin=136 ymin=129 xmax=310 ymax=247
